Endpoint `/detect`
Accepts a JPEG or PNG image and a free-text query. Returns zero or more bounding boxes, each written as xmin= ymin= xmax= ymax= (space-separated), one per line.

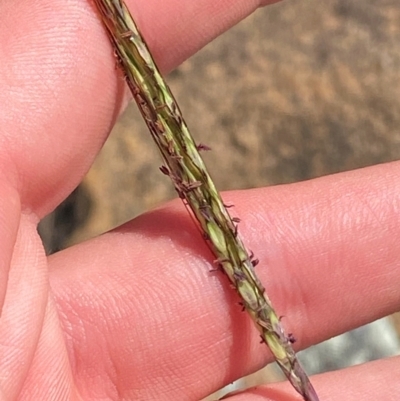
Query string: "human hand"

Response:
xmin=1 ymin=0 xmax=399 ymax=400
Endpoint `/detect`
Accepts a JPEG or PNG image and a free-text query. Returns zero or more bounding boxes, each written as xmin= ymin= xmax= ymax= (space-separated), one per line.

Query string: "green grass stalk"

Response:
xmin=92 ymin=1 xmax=320 ymax=400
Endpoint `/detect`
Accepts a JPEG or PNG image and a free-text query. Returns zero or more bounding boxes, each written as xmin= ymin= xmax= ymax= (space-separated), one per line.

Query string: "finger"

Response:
xmin=0 ymin=0 xmax=271 ymax=218
xmin=128 ymin=0 xmax=280 ymax=71
xmin=49 ymin=161 xmax=400 ymax=399
xmin=0 ymin=214 xmax=48 ymax=399
xmin=224 ymin=357 xmax=400 ymax=400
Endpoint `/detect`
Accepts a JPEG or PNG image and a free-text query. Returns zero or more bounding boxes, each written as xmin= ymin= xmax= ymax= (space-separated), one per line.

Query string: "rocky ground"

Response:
xmin=39 ymin=0 xmax=400 ymax=396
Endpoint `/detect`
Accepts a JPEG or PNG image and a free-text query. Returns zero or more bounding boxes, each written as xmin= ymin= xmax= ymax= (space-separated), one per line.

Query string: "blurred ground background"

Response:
xmin=39 ymin=0 xmax=400 ymax=398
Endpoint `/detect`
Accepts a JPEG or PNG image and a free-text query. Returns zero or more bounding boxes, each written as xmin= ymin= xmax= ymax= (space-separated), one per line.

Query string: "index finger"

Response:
xmin=0 ymin=0 xmax=273 ymax=217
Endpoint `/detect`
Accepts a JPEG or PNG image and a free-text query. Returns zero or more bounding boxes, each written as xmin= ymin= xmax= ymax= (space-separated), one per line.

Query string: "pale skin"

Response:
xmin=0 ymin=0 xmax=399 ymax=400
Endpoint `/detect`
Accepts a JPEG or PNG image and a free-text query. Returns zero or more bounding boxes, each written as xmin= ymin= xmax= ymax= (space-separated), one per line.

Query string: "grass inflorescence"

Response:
xmin=93 ymin=1 xmax=320 ymax=400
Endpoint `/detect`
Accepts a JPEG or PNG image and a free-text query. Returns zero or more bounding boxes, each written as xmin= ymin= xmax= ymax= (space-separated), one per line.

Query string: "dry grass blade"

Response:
xmin=92 ymin=1 xmax=320 ymax=400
